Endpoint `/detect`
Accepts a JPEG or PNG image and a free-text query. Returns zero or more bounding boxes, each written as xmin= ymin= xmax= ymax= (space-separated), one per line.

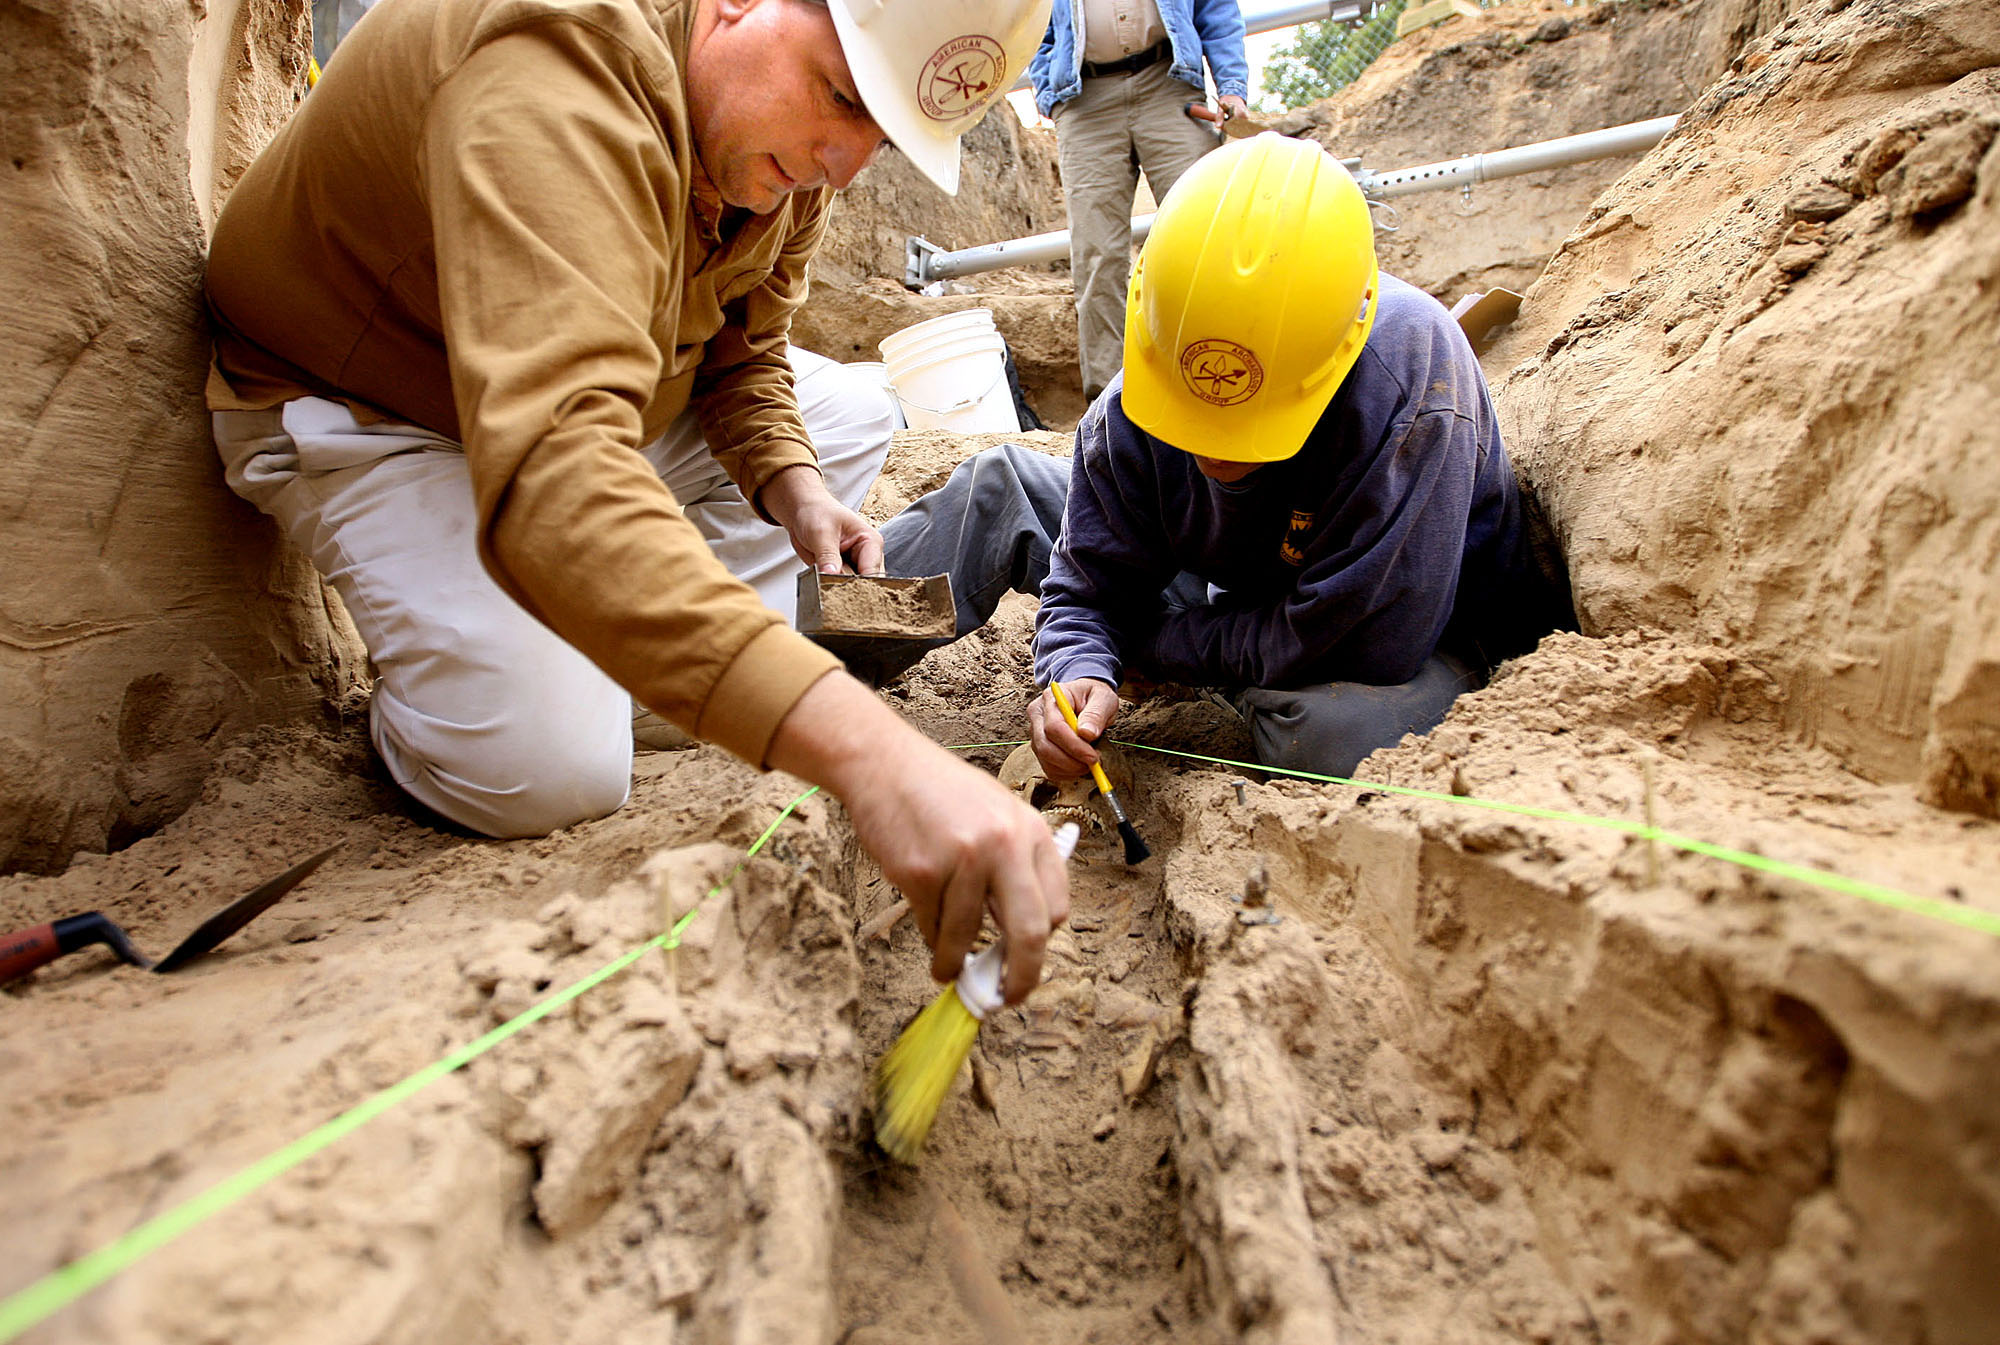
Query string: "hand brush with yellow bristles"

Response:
xmin=1049 ymin=680 xmax=1151 ymax=865
xmin=874 ymin=821 xmax=1080 ymax=1164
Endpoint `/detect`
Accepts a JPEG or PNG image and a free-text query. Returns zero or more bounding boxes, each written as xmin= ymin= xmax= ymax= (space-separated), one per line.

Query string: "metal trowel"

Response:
xmin=0 ymin=843 xmax=341 ymax=985
xmin=1186 ymin=101 xmax=1271 ymax=138
xmin=796 ymin=572 xmax=956 ymax=684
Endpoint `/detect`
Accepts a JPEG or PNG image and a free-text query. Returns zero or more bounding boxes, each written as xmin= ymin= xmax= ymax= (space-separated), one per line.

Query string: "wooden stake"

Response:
xmin=1641 ymin=753 xmax=1661 ymax=888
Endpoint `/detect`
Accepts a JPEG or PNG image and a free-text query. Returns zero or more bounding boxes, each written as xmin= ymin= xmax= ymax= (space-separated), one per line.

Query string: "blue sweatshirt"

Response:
xmin=1033 ymin=275 xmax=1567 ymax=693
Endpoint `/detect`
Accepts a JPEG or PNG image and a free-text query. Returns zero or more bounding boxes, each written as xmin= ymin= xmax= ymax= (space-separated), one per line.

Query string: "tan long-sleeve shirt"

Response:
xmin=205 ymin=0 xmax=842 ymax=766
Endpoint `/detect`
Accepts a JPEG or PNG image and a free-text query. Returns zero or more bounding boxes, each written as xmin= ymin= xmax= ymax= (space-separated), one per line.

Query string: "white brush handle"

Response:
xmin=954 ymin=942 xmax=1006 ymax=1020
xmin=954 ymin=822 xmax=1082 ymax=1020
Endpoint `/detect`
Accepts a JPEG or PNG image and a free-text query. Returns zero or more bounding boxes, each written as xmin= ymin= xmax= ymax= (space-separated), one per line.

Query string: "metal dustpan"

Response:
xmin=795 ymin=571 xmax=955 ymax=662
xmin=1451 ymin=287 xmax=1526 ymax=351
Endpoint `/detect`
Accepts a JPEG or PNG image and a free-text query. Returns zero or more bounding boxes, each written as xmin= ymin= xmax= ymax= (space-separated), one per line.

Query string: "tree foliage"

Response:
xmin=1257 ymin=1 xmax=1410 ymax=111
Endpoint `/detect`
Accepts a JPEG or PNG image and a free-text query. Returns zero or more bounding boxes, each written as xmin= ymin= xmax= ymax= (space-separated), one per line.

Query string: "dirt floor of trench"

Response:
xmin=6 ymin=440 xmax=1999 ymax=1344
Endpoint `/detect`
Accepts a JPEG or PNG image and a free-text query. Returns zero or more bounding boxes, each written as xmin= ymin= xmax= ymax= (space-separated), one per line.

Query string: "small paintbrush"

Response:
xmin=874 ymin=822 xmax=1081 ymax=1163
xmin=1048 ymin=680 xmax=1150 ymax=865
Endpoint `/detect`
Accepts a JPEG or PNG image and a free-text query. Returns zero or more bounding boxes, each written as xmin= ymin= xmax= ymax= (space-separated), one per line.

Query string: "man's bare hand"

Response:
xmin=760 ymin=463 xmax=886 ymax=577
xmin=1185 ymin=94 xmax=1251 ymax=126
xmin=768 ymin=672 xmax=1069 ymax=1003
xmin=1029 ymin=677 xmax=1120 ymax=781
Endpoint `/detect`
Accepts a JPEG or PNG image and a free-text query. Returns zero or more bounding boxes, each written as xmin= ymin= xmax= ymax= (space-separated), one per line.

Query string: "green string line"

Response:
xmin=0 ymin=786 xmax=821 ymax=1344
xmin=1108 ymin=740 xmax=1999 ymax=940
xmin=6 ymin=720 xmax=1991 ymax=1338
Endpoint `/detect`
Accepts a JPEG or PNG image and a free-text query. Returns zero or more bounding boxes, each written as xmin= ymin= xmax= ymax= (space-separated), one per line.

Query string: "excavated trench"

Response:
xmin=835 ymin=823 xmax=1198 ymax=1342
xmin=4 ymin=608 xmax=1992 ymax=1345
xmin=486 ymin=615 xmax=1991 ymax=1345
xmin=818 ymin=768 xmax=1607 ymax=1345
xmin=440 ymin=636 xmax=1611 ymax=1343
xmin=413 ymin=614 xmax=1621 ymax=1344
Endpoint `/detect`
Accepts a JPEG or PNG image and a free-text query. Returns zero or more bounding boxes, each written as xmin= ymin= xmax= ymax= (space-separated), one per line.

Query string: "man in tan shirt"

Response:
xmin=207 ymin=0 xmax=1068 ymax=1002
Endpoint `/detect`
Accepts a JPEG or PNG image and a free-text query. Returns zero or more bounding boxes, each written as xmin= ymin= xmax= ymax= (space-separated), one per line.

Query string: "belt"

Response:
xmin=1079 ymin=40 xmax=1170 ymax=80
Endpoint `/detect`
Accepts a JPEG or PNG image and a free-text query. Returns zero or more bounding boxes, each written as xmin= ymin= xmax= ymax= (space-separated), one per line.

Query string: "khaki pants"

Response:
xmin=213 ymin=349 xmax=892 ymax=838
xmin=1053 ymin=62 xmax=1220 ymax=401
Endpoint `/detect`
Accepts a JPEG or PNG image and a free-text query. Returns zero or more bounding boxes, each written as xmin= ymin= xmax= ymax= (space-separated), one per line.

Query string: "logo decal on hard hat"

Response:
xmin=918 ymin=36 xmax=1005 ymax=122
xmin=1180 ymin=340 xmax=1264 ymax=406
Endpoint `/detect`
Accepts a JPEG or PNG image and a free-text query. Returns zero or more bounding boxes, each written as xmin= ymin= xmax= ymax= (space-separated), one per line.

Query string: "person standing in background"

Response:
xmin=1029 ymin=0 xmax=1249 ymax=402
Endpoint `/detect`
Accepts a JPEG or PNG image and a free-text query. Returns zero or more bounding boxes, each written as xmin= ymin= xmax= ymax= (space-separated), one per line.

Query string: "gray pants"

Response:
xmin=1053 ymin=64 xmax=1221 ymax=400
xmin=1233 ymin=658 xmax=1480 ymax=778
xmin=868 ymin=445 xmax=1484 ymax=777
xmin=311 ymin=0 xmax=376 ymax=67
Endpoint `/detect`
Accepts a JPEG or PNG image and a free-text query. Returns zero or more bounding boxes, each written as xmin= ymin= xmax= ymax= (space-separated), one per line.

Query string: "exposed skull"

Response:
xmin=996 ymin=741 xmax=1132 ymax=835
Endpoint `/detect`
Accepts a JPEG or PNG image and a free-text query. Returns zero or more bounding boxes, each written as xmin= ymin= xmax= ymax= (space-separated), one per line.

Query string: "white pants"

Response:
xmin=214 ymin=349 xmax=894 ymax=837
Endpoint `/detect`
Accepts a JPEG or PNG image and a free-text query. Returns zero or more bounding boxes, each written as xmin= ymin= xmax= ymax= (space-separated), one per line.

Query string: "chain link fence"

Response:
xmin=1257 ymin=0 xmax=1598 ymax=113
xmin=1258 ymin=1 xmax=1409 ymax=110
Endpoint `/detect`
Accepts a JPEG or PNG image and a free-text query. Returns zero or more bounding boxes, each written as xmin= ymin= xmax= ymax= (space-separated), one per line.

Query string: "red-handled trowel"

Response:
xmin=0 ymin=843 xmax=341 ymax=985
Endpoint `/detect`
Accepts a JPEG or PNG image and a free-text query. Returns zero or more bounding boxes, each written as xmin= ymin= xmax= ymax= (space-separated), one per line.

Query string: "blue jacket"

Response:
xmin=1033 ymin=275 xmax=1572 ymax=692
xmin=1029 ymin=0 xmax=1251 ymax=120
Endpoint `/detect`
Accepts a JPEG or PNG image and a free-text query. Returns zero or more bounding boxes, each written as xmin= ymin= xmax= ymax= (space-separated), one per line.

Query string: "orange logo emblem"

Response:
xmin=1280 ymin=510 xmax=1314 ymax=565
xmin=1179 ymin=339 xmax=1263 ymax=407
xmin=919 ymin=36 xmax=1005 ymax=122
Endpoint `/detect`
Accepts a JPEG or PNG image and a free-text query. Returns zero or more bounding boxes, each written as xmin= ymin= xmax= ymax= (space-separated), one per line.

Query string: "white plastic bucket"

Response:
xmin=846 ymin=359 xmax=891 ymax=391
xmin=885 ymin=333 xmax=1020 ymax=433
xmin=879 ymin=325 xmax=996 ymax=373
xmin=882 ymin=331 xmax=1004 ymax=382
xmin=877 ymin=308 xmax=996 ymax=363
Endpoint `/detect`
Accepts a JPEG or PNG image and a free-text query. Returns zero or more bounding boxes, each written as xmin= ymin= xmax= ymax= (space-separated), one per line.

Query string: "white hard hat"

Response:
xmin=828 ymin=0 xmax=1050 ymax=195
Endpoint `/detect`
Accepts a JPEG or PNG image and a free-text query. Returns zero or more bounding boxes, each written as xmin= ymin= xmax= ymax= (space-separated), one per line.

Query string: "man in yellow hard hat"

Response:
xmin=1027 ymin=133 xmax=1573 ymax=781
xmin=204 ymin=0 xmax=1070 ymax=1004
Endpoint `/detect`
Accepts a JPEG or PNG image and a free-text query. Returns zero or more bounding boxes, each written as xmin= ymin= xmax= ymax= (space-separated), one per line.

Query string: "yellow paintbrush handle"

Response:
xmin=1048 ymin=681 xmax=1115 ymax=796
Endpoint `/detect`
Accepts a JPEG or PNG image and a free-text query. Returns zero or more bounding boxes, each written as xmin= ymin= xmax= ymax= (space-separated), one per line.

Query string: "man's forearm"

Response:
xmin=756 ymin=461 xmax=831 ymax=525
xmin=766 ymin=667 xmax=914 ymax=794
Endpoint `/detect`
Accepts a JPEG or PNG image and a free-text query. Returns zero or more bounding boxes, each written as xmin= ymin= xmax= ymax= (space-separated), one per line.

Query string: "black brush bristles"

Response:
xmin=1046 ymin=680 xmax=1150 ymax=865
xmin=1100 ymin=786 xmax=1151 ymax=865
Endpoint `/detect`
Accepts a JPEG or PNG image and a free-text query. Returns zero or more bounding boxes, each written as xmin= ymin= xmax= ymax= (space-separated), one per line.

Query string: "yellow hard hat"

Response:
xmin=1121 ymin=133 xmax=1379 ymax=463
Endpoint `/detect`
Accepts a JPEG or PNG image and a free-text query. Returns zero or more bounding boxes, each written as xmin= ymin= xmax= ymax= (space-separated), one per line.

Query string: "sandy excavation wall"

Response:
xmin=1488 ymin=0 xmax=2000 ymax=814
xmin=0 ymin=0 xmax=361 ymax=876
xmin=806 ymin=111 xmax=1068 ymax=297
xmin=1287 ymin=0 xmax=1766 ymax=306
xmin=1154 ymin=634 xmax=1999 ymax=1344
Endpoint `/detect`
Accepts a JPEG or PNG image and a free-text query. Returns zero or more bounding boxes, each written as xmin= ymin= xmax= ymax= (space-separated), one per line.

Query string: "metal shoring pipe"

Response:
xmin=909 ymin=221 xmax=1150 ymax=285
xmin=1242 ymin=0 xmax=1375 ymax=36
xmin=904 ymin=114 xmax=1680 ymax=288
xmin=1355 ymin=114 xmax=1680 ymax=198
